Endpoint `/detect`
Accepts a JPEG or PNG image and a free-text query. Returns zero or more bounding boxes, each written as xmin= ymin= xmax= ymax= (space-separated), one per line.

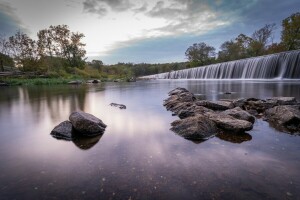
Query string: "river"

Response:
xmin=0 ymin=80 xmax=299 ymax=199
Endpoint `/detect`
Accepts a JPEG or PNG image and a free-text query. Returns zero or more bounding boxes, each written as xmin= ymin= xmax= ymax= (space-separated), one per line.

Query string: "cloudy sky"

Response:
xmin=0 ymin=0 xmax=299 ymax=64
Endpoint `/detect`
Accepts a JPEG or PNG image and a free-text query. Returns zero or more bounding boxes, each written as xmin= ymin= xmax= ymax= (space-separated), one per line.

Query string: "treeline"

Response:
xmin=185 ymin=12 xmax=300 ymax=67
xmin=0 ymin=12 xmax=299 ymax=79
xmin=0 ymin=25 xmax=86 ymax=74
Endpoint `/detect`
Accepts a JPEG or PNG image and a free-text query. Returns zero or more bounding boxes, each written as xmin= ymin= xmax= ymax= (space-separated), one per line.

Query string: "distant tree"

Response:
xmin=90 ymin=59 xmax=104 ymax=71
xmin=37 ymin=25 xmax=86 ymax=69
xmin=185 ymin=42 xmax=216 ymax=66
xmin=250 ymin=23 xmax=276 ymax=56
xmin=218 ymin=34 xmax=253 ymax=61
xmin=281 ymin=12 xmax=300 ymax=50
xmin=8 ymin=31 xmax=38 ymax=71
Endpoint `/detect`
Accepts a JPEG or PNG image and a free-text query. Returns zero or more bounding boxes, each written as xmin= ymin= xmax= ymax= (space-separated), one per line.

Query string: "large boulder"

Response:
xmin=170 ymin=115 xmax=218 ymax=140
xmin=196 ymin=100 xmax=234 ymax=111
xmin=50 ymin=121 xmax=73 ymax=140
xmin=69 ymin=111 xmax=107 ymax=136
xmin=222 ymin=107 xmax=255 ymax=123
xmin=264 ymin=105 xmax=300 ymax=132
xmin=205 ymin=112 xmax=253 ymax=133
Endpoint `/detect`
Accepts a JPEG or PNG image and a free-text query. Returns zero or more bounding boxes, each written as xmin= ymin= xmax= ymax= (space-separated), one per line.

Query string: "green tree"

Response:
xmin=37 ymin=25 xmax=86 ymax=69
xmin=281 ymin=12 xmax=300 ymax=50
xmin=185 ymin=42 xmax=216 ymax=66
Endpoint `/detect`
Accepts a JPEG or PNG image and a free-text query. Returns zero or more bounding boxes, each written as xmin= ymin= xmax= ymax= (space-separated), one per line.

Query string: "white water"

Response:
xmin=142 ymin=50 xmax=300 ymax=79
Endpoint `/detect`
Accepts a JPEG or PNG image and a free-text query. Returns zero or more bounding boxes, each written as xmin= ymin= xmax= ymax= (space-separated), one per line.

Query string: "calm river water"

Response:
xmin=0 ymin=80 xmax=299 ymax=200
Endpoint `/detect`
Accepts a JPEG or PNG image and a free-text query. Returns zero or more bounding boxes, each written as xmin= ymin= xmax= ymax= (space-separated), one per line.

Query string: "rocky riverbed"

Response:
xmin=164 ymin=87 xmax=300 ymax=140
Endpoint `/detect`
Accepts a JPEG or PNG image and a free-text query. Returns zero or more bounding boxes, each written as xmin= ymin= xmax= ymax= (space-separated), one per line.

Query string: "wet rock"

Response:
xmin=110 ymin=103 xmax=126 ymax=109
xmin=245 ymin=99 xmax=276 ymax=113
xmin=196 ymin=100 xmax=234 ymax=111
xmin=69 ymin=111 xmax=107 ymax=136
xmin=50 ymin=121 xmax=73 ymax=140
xmin=171 ymin=115 xmax=218 ymax=140
xmin=178 ymin=105 xmax=212 ymax=119
xmin=266 ymin=97 xmax=297 ymax=105
xmin=264 ymin=105 xmax=300 ymax=132
xmin=168 ymin=87 xmax=189 ymax=95
xmin=222 ymin=107 xmax=255 ymax=123
xmin=205 ymin=112 xmax=253 ymax=133
xmin=169 ymin=102 xmax=194 ymax=114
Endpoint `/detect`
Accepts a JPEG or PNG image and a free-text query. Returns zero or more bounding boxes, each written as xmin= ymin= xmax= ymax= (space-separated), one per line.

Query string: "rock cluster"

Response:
xmin=51 ymin=111 xmax=107 ymax=140
xmin=164 ymin=87 xmax=300 ymax=140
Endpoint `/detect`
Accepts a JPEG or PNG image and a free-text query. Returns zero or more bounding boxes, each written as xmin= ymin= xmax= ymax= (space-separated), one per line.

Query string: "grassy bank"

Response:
xmin=1 ymin=77 xmax=72 ymax=86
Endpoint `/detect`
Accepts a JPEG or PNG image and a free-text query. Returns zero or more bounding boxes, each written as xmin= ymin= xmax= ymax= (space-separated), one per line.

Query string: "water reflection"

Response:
xmin=72 ymin=135 xmax=103 ymax=150
xmin=216 ymin=132 xmax=252 ymax=143
xmin=0 ymin=80 xmax=300 ymax=199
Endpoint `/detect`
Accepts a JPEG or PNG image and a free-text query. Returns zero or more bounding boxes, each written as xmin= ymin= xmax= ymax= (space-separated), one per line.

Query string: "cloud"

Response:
xmin=0 ymin=2 xmax=25 ymax=35
xmin=132 ymin=2 xmax=148 ymax=13
xmin=83 ymin=0 xmax=134 ymax=16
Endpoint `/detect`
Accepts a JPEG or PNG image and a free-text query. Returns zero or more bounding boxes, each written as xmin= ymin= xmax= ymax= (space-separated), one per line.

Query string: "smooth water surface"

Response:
xmin=0 ymin=80 xmax=300 ymax=200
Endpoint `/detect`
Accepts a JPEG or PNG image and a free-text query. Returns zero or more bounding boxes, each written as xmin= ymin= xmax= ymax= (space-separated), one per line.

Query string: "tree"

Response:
xmin=8 ymin=31 xmax=38 ymax=71
xmin=250 ymin=23 xmax=276 ymax=56
xmin=218 ymin=34 xmax=253 ymax=61
xmin=90 ymin=60 xmax=104 ymax=71
xmin=281 ymin=12 xmax=300 ymax=50
xmin=185 ymin=42 xmax=216 ymax=66
xmin=37 ymin=25 xmax=86 ymax=69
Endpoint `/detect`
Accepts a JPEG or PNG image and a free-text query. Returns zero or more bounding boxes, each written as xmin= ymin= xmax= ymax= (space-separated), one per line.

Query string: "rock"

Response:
xmin=110 ymin=103 xmax=126 ymax=109
xmin=170 ymin=115 xmax=218 ymax=140
xmin=87 ymin=79 xmax=101 ymax=84
xmin=266 ymin=97 xmax=297 ymax=105
xmin=177 ymin=91 xmax=196 ymax=102
xmin=205 ymin=112 xmax=253 ymax=133
xmin=178 ymin=105 xmax=212 ymax=119
xmin=68 ymin=80 xmax=82 ymax=85
xmin=169 ymin=102 xmax=194 ymax=114
xmin=196 ymin=100 xmax=234 ymax=111
xmin=50 ymin=121 xmax=73 ymax=140
xmin=245 ymin=99 xmax=276 ymax=113
xmin=168 ymin=87 xmax=189 ymax=95
xmin=69 ymin=111 xmax=107 ymax=136
xmin=264 ymin=105 xmax=300 ymax=132
xmin=222 ymin=107 xmax=255 ymax=123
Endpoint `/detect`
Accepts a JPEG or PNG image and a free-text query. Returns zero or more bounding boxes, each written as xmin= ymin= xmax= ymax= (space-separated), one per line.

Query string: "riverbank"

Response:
xmin=0 ymin=76 xmax=136 ymax=86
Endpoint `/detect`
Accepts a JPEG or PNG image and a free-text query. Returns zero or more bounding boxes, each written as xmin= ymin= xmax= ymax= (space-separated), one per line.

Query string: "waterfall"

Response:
xmin=142 ymin=50 xmax=300 ymax=79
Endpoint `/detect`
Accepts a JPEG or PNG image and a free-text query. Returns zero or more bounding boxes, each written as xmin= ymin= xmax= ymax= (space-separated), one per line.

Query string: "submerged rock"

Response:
xmin=264 ymin=105 xmax=300 ymax=132
xmin=50 ymin=121 xmax=73 ymax=140
xmin=171 ymin=115 xmax=218 ymax=140
xmin=69 ymin=111 xmax=107 ymax=136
